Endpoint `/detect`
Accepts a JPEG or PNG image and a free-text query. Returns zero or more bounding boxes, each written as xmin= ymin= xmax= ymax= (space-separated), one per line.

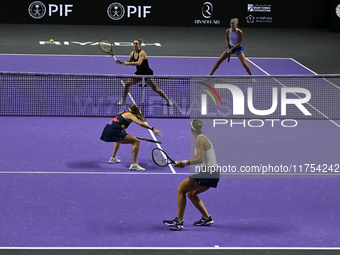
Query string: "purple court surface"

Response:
xmin=0 ymin=55 xmax=340 ymax=248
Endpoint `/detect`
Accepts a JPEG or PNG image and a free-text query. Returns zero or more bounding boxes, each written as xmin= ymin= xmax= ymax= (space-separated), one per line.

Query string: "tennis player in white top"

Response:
xmin=210 ymin=18 xmax=252 ymax=75
xmin=163 ymin=120 xmax=220 ymax=230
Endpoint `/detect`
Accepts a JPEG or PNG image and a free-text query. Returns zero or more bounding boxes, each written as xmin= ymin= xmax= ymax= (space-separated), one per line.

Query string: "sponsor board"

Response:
xmin=107 ymin=2 xmax=151 ymax=20
xmin=246 ymin=14 xmax=272 ymax=23
xmin=28 ymin=1 xmax=73 ymax=19
xmin=194 ymin=2 xmax=220 ymax=25
xmin=247 ymin=4 xmax=271 ymax=12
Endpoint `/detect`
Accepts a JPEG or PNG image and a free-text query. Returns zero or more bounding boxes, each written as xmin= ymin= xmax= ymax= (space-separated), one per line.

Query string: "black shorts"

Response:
xmin=100 ymin=124 xmax=127 ymax=142
xmin=190 ymin=172 xmax=220 ymax=188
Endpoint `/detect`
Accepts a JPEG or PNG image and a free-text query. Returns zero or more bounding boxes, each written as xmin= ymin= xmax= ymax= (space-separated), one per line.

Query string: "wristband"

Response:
xmin=182 ymin=160 xmax=188 ymax=166
xmin=151 ymin=127 xmax=154 ymax=131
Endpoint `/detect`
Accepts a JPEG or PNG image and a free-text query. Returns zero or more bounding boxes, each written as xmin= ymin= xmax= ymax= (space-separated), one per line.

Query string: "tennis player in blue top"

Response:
xmin=100 ymin=103 xmax=161 ymax=171
xmin=210 ymin=18 xmax=252 ymax=75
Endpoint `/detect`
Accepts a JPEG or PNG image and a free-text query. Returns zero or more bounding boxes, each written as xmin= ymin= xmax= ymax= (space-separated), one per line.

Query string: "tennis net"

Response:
xmin=1 ymin=72 xmax=340 ymax=119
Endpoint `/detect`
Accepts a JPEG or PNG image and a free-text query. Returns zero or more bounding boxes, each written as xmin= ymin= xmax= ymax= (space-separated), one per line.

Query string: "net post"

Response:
xmin=141 ymin=76 xmax=145 ymax=114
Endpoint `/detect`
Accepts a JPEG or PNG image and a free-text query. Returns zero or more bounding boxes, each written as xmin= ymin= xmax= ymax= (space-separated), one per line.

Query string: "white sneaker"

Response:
xmin=117 ymin=99 xmax=127 ymax=105
xmin=129 ymin=164 xmax=146 ymax=171
xmin=109 ymin=157 xmax=121 ymax=164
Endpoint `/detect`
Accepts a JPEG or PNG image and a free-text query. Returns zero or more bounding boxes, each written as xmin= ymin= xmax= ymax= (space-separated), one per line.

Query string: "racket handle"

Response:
xmin=113 ymin=56 xmax=117 ymax=61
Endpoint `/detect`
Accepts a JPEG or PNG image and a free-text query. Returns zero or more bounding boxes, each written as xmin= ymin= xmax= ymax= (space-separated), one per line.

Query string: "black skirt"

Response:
xmin=100 ymin=124 xmax=127 ymax=142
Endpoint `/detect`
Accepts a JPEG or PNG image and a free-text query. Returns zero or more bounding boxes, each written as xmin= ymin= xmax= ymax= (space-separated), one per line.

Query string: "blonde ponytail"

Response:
xmin=128 ymin=104 xmax=146 ymax=122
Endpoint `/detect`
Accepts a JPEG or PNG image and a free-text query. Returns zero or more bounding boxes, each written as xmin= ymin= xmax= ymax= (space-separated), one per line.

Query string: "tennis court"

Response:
xmin=1 ymin=53 xmax=340 ymax=248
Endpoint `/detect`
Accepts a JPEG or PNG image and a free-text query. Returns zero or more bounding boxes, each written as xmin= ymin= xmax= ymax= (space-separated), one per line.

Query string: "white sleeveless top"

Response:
xmin=194 ymin=134 xmax=217 ymax=167
xmin=228 ymin=28 xmax=239 ymax=47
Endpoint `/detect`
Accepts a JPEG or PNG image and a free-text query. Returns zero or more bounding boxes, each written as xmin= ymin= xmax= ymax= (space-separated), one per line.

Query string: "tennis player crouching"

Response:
xmin=100 ymin=104 xmax=161 ymax=171
xmin=163 ymin=120 xmax=220 ymax=230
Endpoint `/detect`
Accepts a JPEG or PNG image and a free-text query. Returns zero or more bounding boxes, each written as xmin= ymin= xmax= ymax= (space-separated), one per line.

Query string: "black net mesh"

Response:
xmin=1 ymin=73 xmax=340 ymax=119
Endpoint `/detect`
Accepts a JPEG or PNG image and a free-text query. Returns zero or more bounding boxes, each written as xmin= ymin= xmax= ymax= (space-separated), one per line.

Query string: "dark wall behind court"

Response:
xmin=1 ymin=0 xmax=336 ymax=28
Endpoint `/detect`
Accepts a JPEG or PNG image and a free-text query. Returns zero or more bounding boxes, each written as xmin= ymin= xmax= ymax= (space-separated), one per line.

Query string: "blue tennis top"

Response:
xmin=109 ymin=112 xmax=131 ymax=130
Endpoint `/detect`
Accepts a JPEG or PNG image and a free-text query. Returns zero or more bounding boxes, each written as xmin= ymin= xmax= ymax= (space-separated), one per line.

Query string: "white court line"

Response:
xmin=1 ymin=247 xmax=340 ymax=250
xmin=0 ymin=171 xmax=187 ymax=175
xmin=290 ymin=58 xmax=318 ymax=75
xmin=246 ymin=58 xmax=270 ymax=75
xmin=120 ymin=80 xmax=176 ymax=174
xmin=142 ymin=56 xmax=294 ymax=60
xmin=247 ymin=57 xmax=296 ymax=60
xmin=247 ymin=58 xmax=340 ymax=129
xmin=291 ymin=58 xmax=340 ymax=91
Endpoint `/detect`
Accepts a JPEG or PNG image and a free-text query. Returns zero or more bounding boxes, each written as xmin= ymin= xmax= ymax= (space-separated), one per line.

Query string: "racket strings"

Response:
xmin=99 ymin=39 xmax=112 ymax=53
xmin=153 ymin=149 xmax=168 ymax=166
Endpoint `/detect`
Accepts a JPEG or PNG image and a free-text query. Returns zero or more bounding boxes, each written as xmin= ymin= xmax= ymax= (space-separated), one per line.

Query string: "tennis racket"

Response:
xmin=227 ymin=51 xmax=231 ymax=62
xmin=99 ymin=38 xmax=117 ymax=61
xmin=152 ymin=148 xmax=176 ymax=167
xmin=136 ymin=137 xmax=161 ymax=144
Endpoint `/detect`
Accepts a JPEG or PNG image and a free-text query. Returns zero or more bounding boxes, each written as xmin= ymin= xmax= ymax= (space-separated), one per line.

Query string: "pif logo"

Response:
xmin=200 ymin=84 xmax=312 ymax=116
xmin=28 ymin=1 xmax=46 ymax=19
xmin=28 ymin=1 xmax=73 ymax=19
xmin=107 ymin=2 xmax=151 ymax=20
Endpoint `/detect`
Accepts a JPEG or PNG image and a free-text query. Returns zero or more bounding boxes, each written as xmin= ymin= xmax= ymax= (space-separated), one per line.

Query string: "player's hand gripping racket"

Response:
xmin=152 ymin=148 xmax=176 ymax=167
xmin=136 ymin=137 xmax=161 ymax=144
xmin=99 ymin=38 xmax=118 ymax=61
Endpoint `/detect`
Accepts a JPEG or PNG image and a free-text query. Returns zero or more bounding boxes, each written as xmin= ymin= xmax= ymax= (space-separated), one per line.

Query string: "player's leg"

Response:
xmin=118 ymin=77 xmax=141 ymax=105
xmin=163 ymin=177 xmax=201 ymax=229
xmin=112 ymin=142 xmax=120 ymax=158
xmin=163 ymin=178 xmax=201 ymax=229
xmin=146 ymin=78 xmax=172 ymax=106
xmin=187 ymin=186 xmax=210 ymax=218
xmin=210 ymin=51 xmax=230 ymax=75
xmin=118 ymin=134 xmax=145 ymax=170
xmin=187 ymin=185 xmax=215 ymax=226
xmin=237 ymin=53 xmax=252 ymax=75
xmin=176 ymin=177 xmax=204 ymax=221
xmin=109 ymin=142 xmax=122 ymax=164
xmin=118 ymin=134 xmax=140 ymax=164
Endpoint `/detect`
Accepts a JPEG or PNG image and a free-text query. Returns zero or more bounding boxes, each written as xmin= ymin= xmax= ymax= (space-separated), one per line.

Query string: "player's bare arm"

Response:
xmin=123 ymin=50 xmax=145 ymax=67
xmin=225 ymin=29 xmax=230 ymax=50
xmin=129 ymin=114 xmax=161 ymax=135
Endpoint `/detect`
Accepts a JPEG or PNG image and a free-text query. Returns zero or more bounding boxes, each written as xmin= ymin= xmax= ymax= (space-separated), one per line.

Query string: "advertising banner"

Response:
xmin=0 ymin=0 xmax=325 ymax=28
